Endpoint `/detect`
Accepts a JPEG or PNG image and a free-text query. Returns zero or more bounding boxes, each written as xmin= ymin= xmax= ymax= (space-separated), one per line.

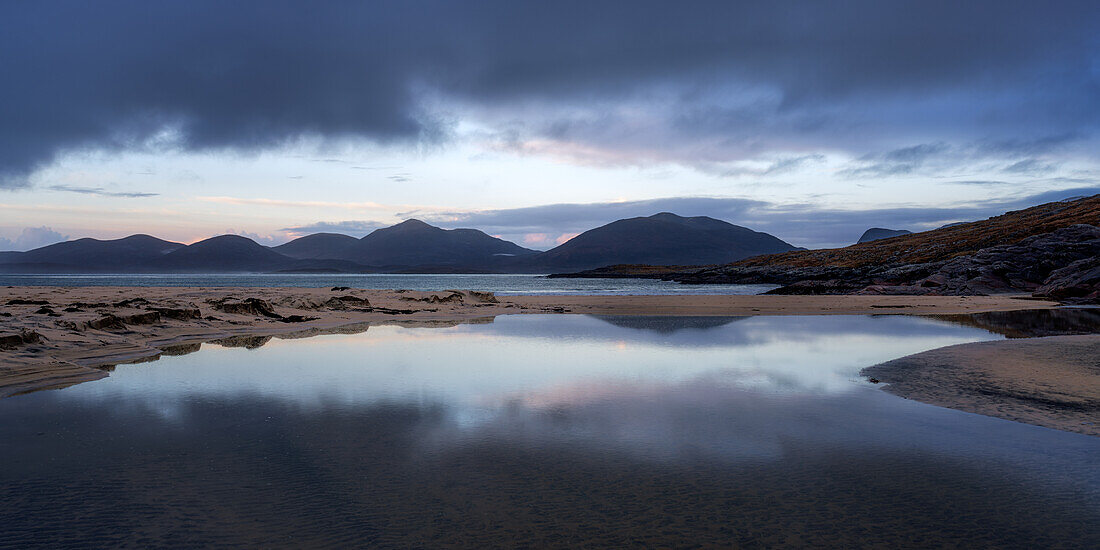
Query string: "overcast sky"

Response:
xmin=1 ymin=1 xmax=1098 ymax=251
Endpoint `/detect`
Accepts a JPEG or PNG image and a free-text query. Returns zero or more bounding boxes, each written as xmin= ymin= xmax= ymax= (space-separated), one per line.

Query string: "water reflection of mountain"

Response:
xmin=927 ymin=308 xmax=1100 ymax=338
xmin=589 ymin=315 xmax=745 ymax=333
xmin=106 ymin=318 xmax=496 ymax=367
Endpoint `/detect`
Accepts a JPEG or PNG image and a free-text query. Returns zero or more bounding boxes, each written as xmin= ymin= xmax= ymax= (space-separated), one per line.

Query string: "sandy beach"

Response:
xmin=863 ymin=335 xmax=1100 ymax=436
xmin=3 ymin=285 xmax=1095 ymax=436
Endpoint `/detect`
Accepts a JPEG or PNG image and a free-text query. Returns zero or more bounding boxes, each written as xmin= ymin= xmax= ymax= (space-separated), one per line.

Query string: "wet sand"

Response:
xmin=508 ymin=293 xmax=1056 ymax=316
xmin=4 ymin=286 xmax=1095 ymax=436
xmin=0 ymin=286 xmax=519 ymax=397
xmin=863 ymin=335 xmax=1100 ymax=436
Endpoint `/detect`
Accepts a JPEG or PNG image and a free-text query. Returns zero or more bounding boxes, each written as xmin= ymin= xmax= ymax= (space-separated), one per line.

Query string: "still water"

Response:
xmin=1 ymin=315 xmax=1098 ymax=547
xmin=0 ymin=273 xmax=775 ymax=295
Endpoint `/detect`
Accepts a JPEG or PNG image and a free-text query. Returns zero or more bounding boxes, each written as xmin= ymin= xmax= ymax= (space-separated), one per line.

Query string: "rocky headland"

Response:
xmin=556 ymin=195 xmax=1100 ymax=303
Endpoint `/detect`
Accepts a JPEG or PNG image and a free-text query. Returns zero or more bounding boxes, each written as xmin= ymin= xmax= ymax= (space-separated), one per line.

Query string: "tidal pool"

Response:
xmin=1 ymin=314 xmax=1097 ymax=547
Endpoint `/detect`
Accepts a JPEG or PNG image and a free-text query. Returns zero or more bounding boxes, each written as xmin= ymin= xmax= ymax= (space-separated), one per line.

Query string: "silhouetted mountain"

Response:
xmin=857 ymin=228 xmax=911 ymax=243
xmin=0 ymin=234 xmax=184 ymax=272
xmin=273 ymin=233 xmax=359 ymax=260
xmin=0 ymin=215 xmax=794 ymax=273
xmin=150 ymin=235 xmax=292 ymax=272
xmin=339 ymin=219 xmax=537 ymax=267
xmin=529 ymin=212 xmax=798 ymax=270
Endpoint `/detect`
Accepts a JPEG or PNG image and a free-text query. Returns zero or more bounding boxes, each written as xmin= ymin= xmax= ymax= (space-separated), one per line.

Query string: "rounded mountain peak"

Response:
xmin=392 ymin=219 xmax=433 ymax=228
xmin=648 ymin=212 xmax=684 ymax=220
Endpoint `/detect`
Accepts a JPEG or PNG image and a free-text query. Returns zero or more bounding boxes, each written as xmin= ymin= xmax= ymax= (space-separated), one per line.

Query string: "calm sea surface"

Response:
xmin=0 ymin=273 xmax=775 ymax=295
xmin=1 ymin=314 xmax=1098 ymax=547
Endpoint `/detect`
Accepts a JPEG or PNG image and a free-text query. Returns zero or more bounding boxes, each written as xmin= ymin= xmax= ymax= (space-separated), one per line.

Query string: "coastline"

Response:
xmin=863 ymin=335 xmax=1100 ymax=437
xmin=4 ymin=285 xmax=1095 ymax=437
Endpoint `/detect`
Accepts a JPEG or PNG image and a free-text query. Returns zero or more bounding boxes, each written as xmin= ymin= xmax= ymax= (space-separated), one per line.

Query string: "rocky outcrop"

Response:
xmin=59 ymin=311 xmax=163 ymax=331
xmin=400 ymin=291 xmax=465 ymax=304
xmin=208 ymin=298 xmax=316 ymax=323
xmin=678 ymin=261 xmax=944 ymax=290
xmin=323 ymin=295 xmax=372 ymax=310
xmin=0 ymin=330 xmax=43 ymax=349
xmin=1034 ymin=256 xmax=1100 ymax=304
xmin=210 ymin=298 xmax=282 ymax=318
xmin=909 ymin=224 xmax=1100 ymax=295
xmin=678 ymin=224 xmax=1100 ymax=302
xmin=466 ymin=291 xmax=499 ymax=303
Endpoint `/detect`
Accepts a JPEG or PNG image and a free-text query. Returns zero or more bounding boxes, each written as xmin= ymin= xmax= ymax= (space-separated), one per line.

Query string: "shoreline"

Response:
xmin=4 ymin=286 xmax=1096 ymax=437
xmin=863 ymin=335 xmax=1100 ymax=437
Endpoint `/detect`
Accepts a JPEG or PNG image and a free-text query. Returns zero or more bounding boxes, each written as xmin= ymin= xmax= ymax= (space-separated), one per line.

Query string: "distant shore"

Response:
xmin=5 ymin=285 xmax=1096 ymax=437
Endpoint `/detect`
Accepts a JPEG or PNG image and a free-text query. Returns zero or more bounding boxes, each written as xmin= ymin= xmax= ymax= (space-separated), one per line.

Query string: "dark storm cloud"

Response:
xmin=1 ymin=1 xmax=1098 ymax=186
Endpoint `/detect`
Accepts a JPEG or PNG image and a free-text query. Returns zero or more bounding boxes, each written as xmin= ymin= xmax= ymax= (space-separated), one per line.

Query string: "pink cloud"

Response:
xmin=556 ymin=232 xmax=580 ymax=244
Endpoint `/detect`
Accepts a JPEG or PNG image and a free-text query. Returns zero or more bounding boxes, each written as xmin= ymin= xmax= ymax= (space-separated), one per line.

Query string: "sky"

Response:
xmin=1 ymin=1 xmax=1098 ymax=251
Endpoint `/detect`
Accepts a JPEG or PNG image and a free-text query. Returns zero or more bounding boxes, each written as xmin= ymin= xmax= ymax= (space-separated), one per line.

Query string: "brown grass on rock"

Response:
xmin=736 ymin=195 xmax=1100 ymax=269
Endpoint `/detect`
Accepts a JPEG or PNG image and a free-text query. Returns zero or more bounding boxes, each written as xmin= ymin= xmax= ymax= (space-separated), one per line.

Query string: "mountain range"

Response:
xmin=274 ymin=219 xmax=538 ymax=268
xmin=0 ymin=212 xmax=799 ymax=274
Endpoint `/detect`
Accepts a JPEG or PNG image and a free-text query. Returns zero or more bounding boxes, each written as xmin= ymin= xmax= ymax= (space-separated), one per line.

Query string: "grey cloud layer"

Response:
xmin=2 ymin=1 xmax=1098 ymax=186
xmin=280 ymin=220 xmax=390 ymax=237
xmin=48 ymin=185 xmax=159 ymax=198
xmin=422 ymin=188 xmax=1100 ymax=249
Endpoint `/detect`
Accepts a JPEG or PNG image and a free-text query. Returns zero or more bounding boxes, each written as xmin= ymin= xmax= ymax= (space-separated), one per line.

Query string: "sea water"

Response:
xmin=0 ymin=273 xmax=774 ymax=295
xmin=0 ymin=314 xmax=1096 ymax=547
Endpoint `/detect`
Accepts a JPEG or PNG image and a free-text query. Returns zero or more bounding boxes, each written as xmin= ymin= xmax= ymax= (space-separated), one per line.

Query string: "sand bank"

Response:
xmin=0 ymin=287 xmax=1058 ymax=391
xmin=508 ymin=293 xmax=1055 ymax=316
xmin=0 ymin=286 xmax=529 ymax=397
xmin=4 ymin=286 xmax=1092 ymax=437
xmin=863 ymin=335 xmax=1100 ymax=436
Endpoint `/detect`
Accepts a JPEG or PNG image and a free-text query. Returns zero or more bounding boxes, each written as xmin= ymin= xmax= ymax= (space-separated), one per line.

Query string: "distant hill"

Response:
xmin=528 ymin=212 xmax=798 ymax=271
xmin=857 ymin=228 xmax=911 ymax=243
xmin=0 ymin=222 xmax=539 ymax=273
xmin=733 ymin=194 xmax=1100 ymax=269
xmin=273 ymin=233 xmax=359 ymax=260
xmin=150 ymin=235 xmax=292 ymax=272
xmin=0 ymin=215 xmax=798 ymax=273
xmin=0 ymin=234 xmax=184 ymax=272
xmin=339 ymin=219 xmax=537 ymax=267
